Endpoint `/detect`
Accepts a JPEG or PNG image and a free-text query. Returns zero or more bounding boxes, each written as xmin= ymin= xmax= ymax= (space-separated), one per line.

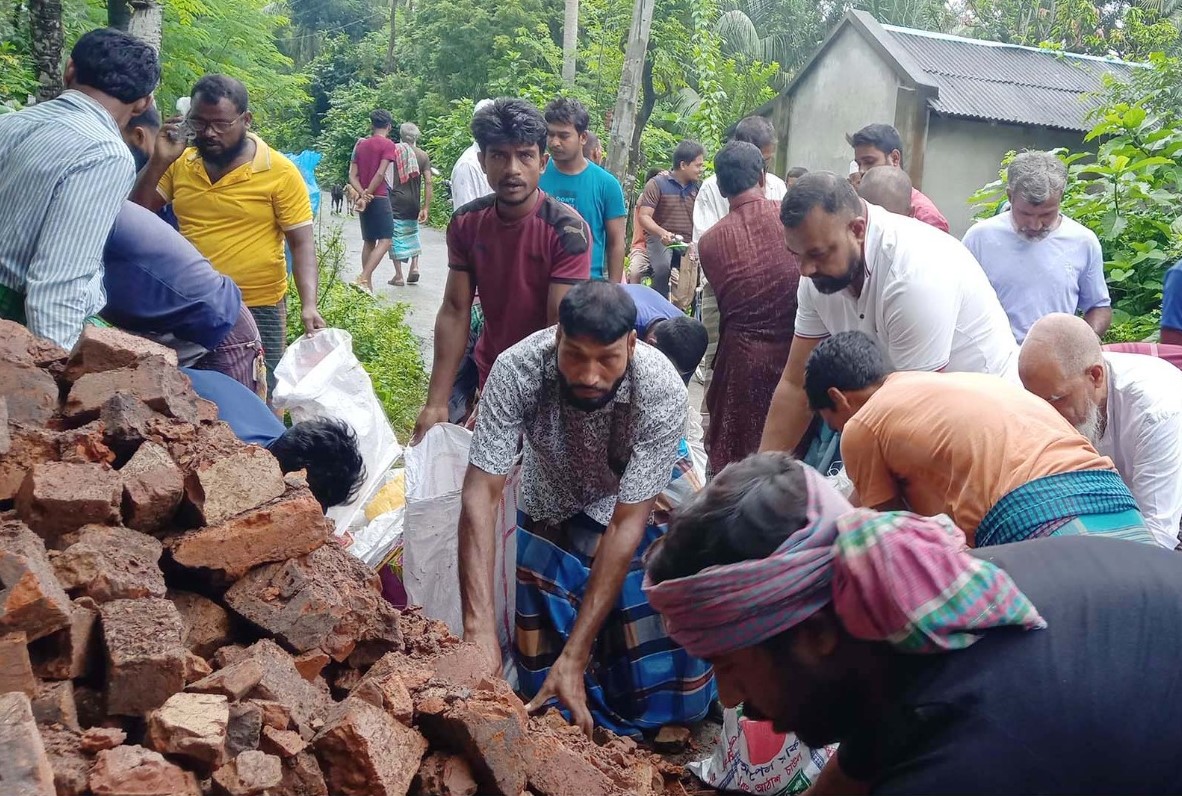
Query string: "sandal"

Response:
xmin=407 ymin=271 xmax=420 ymax=284
xmin=350 ymin=279 xmax=373 ymax=294
xmin=388 ymin=276 xmax=405 ymax=287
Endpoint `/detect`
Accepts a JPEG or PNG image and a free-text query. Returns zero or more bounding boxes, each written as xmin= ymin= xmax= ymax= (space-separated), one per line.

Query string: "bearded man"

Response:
xmin=760 ymin=172 xmax=1018 ymax=454
xmin=131 ymin=74 xmax=325 ymax=396
xmin=456 ymin=281 xmax=715 ymax=738
xmin=1021 ymin=313 xmax=1182 ymax=550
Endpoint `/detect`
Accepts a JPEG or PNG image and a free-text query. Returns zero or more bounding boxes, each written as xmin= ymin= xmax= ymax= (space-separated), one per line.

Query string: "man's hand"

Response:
xmin=463 ymin=626 xmax=503 ymax=677
xmin=525 ymin=649 xmax=593 ymax=737
xmin=301 ymin=306 xmax=327 ymax=334
xmin=152 ymin=124 xmax=189 ymax=167
xmin=659 ymin=229 xmax=676 ymax=246
xmin=418 ymin=207 xmax=429 ymax=224
xmin=412 ymin=404 xmax=448 ymax=445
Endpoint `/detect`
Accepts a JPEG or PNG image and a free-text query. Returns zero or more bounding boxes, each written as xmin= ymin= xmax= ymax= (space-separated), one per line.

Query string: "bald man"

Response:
xmin=1021 ymin=313 xmax=1182 ymax=549
xmin=857 ymin=165 xmax=913 ymax=218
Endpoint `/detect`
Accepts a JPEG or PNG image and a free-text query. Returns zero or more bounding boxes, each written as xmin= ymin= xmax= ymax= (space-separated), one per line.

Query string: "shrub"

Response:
xmin=286 ymin=227 xmax=428 ymax=439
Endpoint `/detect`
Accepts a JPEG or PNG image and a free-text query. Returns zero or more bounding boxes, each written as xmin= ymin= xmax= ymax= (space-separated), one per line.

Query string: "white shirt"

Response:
xmin=962 ymin=212 xmax=1110 ymax=343
xmin=450 ymin=143 xmax=493 ymax=210
xmin=795 ymin=203 xmax=1019 ymax=378
xmin=1099 ymin=352 xmax=1182 ymax=549
xmin=692 ymin=173 xmax=787 ymax=239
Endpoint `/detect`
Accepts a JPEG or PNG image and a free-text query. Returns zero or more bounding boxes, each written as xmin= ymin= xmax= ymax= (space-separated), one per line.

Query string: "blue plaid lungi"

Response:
xmin=514 ymin=444 xmax=716 ymax=737
xmin=976 ymin=469 xmax=1154 ymax=548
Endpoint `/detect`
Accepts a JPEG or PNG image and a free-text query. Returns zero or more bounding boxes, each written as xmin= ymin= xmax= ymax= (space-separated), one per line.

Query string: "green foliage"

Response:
xmin=286 ymin=226 xmax=427 ymax=438
xmin=969 ymin=53 xmax=1182 ymax=328
xmin=0 ymin=44 xmax=38 ymax=105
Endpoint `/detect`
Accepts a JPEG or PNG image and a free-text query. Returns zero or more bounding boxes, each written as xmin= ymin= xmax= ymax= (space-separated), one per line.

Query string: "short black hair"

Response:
xmin=803 ymin=331 xmax=892 ymax=411
xmin=269 ymin=418 xmax=366 ymax=511
xmin=472 ymin=98 xmax=548 ymax=155
xmin=558 ymin=281 xmax=637 ymax=344
xmin=650 ymin=316 xmax=709 ymax=383
xmin=780 ymin=172 xmax=863 ymax=229
xmin=731 ymin=115 xmax=776 ymax=151
xmin=715 ymin=141 xmax=765 ymax=198
xmin=128 ymin=106 xmax=161 ymax=132
xmin=191 ymin=74 xmax=249 ymax=113
xmin=544 ymin=96 xmax=590 ymax=134
xmin=646 ymin=452 xmax=810 ymax=585
xmin=70 ymin=28 xmax=160 ymax=104
xmin=847 ymin=123 xmax=903 ymax=159
xmin=786 ymin=166 xmax=809 ymax=179
xmin=673 ymin=139 xmax=705 ymax=171
xmin=644 ymin=167 xmax=662 ymax=183
xmin=370 ymin=109 xmax=393 ymax=129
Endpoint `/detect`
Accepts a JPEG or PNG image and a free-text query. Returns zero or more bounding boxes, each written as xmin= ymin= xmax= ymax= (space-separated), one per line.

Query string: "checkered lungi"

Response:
xmin=192 ymin=303 xmax=267 ymax=400
xmin=248 ymin=300 xmax=286 ymax=398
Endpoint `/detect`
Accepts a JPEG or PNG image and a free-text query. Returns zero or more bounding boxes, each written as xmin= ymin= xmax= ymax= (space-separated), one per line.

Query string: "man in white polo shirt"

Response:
xmin=760 ymin=171 xmax=1017 ymax=454
xmin=963 ymin=151 xmax=1111 ymax=343
xmin=1019 ymin=313 xmax=1182 ymax=549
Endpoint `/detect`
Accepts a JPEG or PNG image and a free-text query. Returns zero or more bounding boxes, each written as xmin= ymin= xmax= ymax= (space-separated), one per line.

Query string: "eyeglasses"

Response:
xmin=185 ymin=111 xmax=246 ymax=136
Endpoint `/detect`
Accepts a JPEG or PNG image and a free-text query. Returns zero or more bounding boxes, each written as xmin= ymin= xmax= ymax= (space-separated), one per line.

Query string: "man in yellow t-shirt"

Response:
xmin=802 ymin=330 xmax=1153 ymax=548
xmin=131 ymin=74 xmax=325 ymax=394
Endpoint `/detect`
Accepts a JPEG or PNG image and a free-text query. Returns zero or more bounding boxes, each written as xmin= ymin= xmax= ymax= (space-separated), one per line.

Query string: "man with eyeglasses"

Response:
xmin=131 ymin=74 xmax=325 ymax=397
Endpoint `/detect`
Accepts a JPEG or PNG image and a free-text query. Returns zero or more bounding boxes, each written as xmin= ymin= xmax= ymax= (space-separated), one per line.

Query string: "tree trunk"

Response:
xmin=386 ymin=0 xmax=398 ymax=72
xmin=28 ymin=0 xmax=63 ymax=101
xmin=606 ymin=0 xmax=654 ymax=182
xmin=562 ymin=0 xmax=578 ymax=83
xmin=127 ymin=0 xmax=162 ymax=52
xmin=108 ymin=0 xmax=131 ymax=30
xmin=628 ymin=53 xmax=656 ymax=172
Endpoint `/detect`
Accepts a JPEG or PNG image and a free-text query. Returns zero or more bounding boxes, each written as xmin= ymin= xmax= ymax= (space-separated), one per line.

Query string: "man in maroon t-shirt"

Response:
xmin=349 ymin=109 xmax=399 ymax=291
xmin=412 ymin=98 xmax=591 ymax=443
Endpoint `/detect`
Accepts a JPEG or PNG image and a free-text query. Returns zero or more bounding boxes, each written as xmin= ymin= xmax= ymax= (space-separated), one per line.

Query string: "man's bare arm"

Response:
xmin=412 ymin=270 xmax=475 ymax=443
xmin=760 ymin=335 xmax=825 ymax=453
xmin=348 ymin=161 xmax=364 ymax=196
xmin=547 ymin=282 xmax=575 ymax=326
xmin=1084 ymin=306 xmax=1112 ymax=338
xmin=365 ymin=159 xmax=390 ymax=196
xmin=605 ymin=216 xmax=626 ymax=284
xmin=458 ymin=464 xmax=509 ymax=670
xmin=637 ymin=205 xmax=669 ymax=241
xmin=285 ymin=225 xmax=325 ymax=331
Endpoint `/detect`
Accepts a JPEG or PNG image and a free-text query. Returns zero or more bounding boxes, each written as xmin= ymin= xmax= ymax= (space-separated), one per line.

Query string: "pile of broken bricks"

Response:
xmin=0 ymin=321 xmax=696 ymax=796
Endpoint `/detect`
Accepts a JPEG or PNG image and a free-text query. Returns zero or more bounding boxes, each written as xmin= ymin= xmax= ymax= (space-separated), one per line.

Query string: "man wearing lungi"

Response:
xmin=456 ymin=281 xmax=716 ymax=737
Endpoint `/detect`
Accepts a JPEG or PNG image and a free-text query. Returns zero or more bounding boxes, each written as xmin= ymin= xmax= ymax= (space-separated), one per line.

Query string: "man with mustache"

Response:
xmin=1020 ymin=313 xmax=1182 ymax=550
xmin=412 ymin=98 xmax=591 ymax=443
xmin=963 ymin=151 xmax=1111 ymax=342
xmin=759 ymin=172 xmax=1017 ymax=455
xmin=456 ymin=281 xmax=715 ymax=738
xmin=131 ymin=74 xmax=325 ymax=398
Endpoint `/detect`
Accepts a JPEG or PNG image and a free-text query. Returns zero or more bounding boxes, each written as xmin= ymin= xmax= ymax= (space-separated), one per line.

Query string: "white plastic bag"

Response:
xmin=494 ymin=466 xmax=522 ymax=683
xmin=403 ymin=424 xmax=472 ymax=637
xmin=272 ymin=328 xmax=402 ymax=534
xmin=690 ymin=707 xmax=834 ymax=795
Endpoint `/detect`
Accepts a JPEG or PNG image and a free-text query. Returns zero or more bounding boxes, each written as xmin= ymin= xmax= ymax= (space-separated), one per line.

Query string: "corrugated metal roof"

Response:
xmin=882 ymin=26 xmax=1139 ymax=131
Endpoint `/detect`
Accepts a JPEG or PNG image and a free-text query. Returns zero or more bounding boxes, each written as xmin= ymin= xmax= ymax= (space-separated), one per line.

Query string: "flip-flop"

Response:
xmin=388 ymin=276 xmax=405 ymax=287
xmin=350 ymin=280 xmax=373 ymax=295
xmin=407 ymin=272 xmax=420 ymax=284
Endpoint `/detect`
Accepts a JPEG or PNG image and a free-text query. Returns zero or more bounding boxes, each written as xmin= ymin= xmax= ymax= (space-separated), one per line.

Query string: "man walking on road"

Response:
xmin=349 ymin=109 xmax=399 ymax=292
xmin=385 ymin=121 xmax=433 ymax=286
xmin=540 ymin=97 xmax=627 ymax=282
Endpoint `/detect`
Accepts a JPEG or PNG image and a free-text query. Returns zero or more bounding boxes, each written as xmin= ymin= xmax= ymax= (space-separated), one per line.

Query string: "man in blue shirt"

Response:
xmin=1163 ymin=260 xmax=1182 ymax=346
xmin=182 ymin=368 xmax=366 ymax=511
xmin=624 ymin=284 xmax=707 ymax=385
xmin=539 ymin=97 xmax=627 ymax=282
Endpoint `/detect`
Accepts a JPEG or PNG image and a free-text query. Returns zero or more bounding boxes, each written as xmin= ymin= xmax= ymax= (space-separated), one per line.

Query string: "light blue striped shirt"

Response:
xmin=0 ymin=90 xmax=135 ymax=349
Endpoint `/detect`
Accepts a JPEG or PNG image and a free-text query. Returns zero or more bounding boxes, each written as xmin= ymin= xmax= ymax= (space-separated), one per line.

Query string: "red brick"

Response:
xmin=0 ymin=358 xmax=59 ymax=428
xmin=30 ymin=598 xmax=100 ymax=680
xmin=0 ymin=692 xmax=55 ymax=796
xmin=63 ymin=325 xmax=177 ymax=384
xmin=15 ymin=463 xmax=122 ymax=544
xmin=312 ymin=696 xmax=428 ymax=796
xmin=0 ymin=520 xmax=72 ymax=641
xmin=352 ymin=668 xmax=414 ymax=725
xmin=261 ymin=726 xmax=307 ymax=759
xmin=652 ymin=725 xmax=691 ymax=753
xmin=422 ymin=685 xmax=533 ymax=796
xmin=184 ymin=651 xmax=213 ymax=683
xmin=227 ymin=702 xmax=263 ymax=758
xmin=0 ymin=426 xmax=57 ymax=501
xmin=89 ymin=744 xmax=202 ymax=796
xmin=525 ymin=732 xmax=619 ymax=796
xmin=119 ymin=441 xmax=183 ymax=533
xmin=224 ymin=542 xmax=400 ymax=663
xmin=168 ymin=591 xmax=233 ymax=659
xmin=250 ymin=699 xmax=293 ymax=732
xmin=0 ymin=398 xmax=9 ymax=455
xmin=189 ymin=658 xmax=265 ymax=700
xmin=0 ymin=320 xmax=67 ymax=368
xmin=99 ymin=598 xmax=186 ymax=716
xmin=276 ymin=750 xmax=329 ymax=796
xmin=169 ymin=485 xmax=326 ymax=578
xmin=179 ymin=442 xmax=286 ymax=527
xmin=64 ymin=358 xmax=198 ymax=425
xmin=0 ymin=631 xmax=35 ymax=696
xmin=30 ymin=679 xmax=79 ymax=730
xmin=239 ymin=640 xmax=333 ymax=736
xmin=51 ymin=525 xmax=165 ymax=603
xmin=39 ymin=723 xmax=91 ymax=796
xmin=98 ymin=392 xmax=166 ymax=454
xmin=212 ymin=750 xmax=282 ymax=796
xmin=416 ymin=752 xmax=480 ymax=796
xmin=80 ymin=726 xmax=127 ymax=753
xmin=56 ymin=421 xmax=116 ymax=466
xmin=146 ymin=692 xmax=230 ymax=769
xmin=212 ymin=644 xmax=249 ymax=669
xmin=293 ymin=650 xmax=329 ymax=683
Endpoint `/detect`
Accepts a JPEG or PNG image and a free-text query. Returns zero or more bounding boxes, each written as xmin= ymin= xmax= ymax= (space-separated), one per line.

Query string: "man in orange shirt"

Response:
xmin=803 ymin=331 xmax=1152 ymax=547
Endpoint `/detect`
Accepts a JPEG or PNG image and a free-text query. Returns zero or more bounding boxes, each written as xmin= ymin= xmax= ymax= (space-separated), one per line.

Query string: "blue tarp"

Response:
xmin=284 ymin=150 xmax=323 ymax=272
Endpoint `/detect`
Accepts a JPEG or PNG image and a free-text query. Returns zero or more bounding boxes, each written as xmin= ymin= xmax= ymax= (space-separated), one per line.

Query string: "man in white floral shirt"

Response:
xmin=456 ymin=281 xmax=716 ymax=738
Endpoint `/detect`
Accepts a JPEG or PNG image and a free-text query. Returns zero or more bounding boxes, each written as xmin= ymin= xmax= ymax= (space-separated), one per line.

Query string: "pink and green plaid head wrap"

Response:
xmin=643 ymin=465 xmax=1046 ymax=658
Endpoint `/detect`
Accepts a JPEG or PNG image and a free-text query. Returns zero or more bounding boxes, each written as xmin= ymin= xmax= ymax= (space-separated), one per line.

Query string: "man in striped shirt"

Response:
xmin=0 ymin=28 xmax=159 ymax=350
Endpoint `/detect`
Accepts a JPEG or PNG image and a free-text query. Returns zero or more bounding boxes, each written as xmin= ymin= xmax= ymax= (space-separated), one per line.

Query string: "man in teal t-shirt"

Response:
xmin=539 ymin=97 xmax=627 ymax=282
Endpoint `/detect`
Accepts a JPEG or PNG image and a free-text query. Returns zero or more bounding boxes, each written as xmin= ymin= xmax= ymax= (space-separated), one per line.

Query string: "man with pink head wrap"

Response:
xmin=645 ymin=453 xmax=1182 ymax=794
